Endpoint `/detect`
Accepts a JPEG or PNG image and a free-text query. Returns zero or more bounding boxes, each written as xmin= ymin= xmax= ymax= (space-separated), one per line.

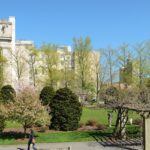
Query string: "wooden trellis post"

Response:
xmin=143 ymin=112 xmax=150 ymax=150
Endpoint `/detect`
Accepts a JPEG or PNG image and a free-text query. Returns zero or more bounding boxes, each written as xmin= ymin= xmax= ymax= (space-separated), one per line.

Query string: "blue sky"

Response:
xmin=1 ymin=0 xmax=150 ymax=49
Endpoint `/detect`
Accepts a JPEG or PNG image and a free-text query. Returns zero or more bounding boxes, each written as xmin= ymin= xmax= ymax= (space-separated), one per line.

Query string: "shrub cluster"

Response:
xmin=40 ymin=86 xmax=55 ymax=105
xmin=1 ymin=85 xmax=16 ymax=103
xmin=50 ymin=87 xmax=82 ymax=131
xmin=133 ymin=118 xmax=143 ymax=126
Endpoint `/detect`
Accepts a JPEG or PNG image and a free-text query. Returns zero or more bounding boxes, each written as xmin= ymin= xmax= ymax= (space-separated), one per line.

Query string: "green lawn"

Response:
xmin=0 ymin=130 xmax=110 ymax=145
xmin=1 ymin=107 xmax=141 ymax=145
xmin=0 ymin=127 xmax=141 ymax=145
xmin=80 ymin=107 xmax=140 ymax=125
xmin=6 ymin=107 xmax=140 ymax=128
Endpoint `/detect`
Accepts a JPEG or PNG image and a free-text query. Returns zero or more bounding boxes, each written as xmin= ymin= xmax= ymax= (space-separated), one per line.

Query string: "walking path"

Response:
xmin=0 ymin=141 xmax=142 ymax=150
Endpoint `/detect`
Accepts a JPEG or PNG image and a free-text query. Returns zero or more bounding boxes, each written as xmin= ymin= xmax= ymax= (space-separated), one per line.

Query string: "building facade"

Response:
xmin=0 ymin=17 xmax=100 ymax=94
xmin=0 ymin=16 xmax=34 ymax=89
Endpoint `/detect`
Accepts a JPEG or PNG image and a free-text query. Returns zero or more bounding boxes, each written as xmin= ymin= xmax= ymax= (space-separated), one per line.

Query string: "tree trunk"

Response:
xmin=114 ymin=107 xmax=128 ymax=139
xmin=23 ymin=123 xmax=27 ymax=137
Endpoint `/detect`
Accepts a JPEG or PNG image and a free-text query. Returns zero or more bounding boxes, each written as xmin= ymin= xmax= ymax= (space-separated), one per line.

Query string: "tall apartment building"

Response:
xmin=0 ymin=16 xmax=33 ymax=89
xmin=0 ymin=17 xmax=74 ymax=89
xmin=0 ymin=17 xmax=100 ymax=93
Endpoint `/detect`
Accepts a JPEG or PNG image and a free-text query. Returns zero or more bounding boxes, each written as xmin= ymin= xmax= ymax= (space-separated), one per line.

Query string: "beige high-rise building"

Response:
xmin=0 ymin=17 xmax=100 ymax=93
xmin=0 ymin=17 xmax=33 ymax=89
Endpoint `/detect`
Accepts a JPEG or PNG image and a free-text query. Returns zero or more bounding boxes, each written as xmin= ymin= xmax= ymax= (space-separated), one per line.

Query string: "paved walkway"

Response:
xmin=0 ymin=142 xmax=143 ymax=150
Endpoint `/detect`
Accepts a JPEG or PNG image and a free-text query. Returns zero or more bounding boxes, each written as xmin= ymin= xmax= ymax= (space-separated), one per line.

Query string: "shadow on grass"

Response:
xmin=89 ymin=129 xmax=142 ymax=150
xmin=89 ymin=130 xmax=113 ymax=142
xmin=0 ymin=131 xmax=38 ymax=140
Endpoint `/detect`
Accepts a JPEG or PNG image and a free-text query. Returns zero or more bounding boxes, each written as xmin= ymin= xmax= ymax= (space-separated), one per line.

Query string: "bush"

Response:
xmin=50 ymin=87 xmax=82 ymax=131
xmin=79 ymin=123 xmax=84 ymax=128
xmin=0 ymin=115 xmax=6 ymax=132
xmin=96 ymin=123 xmax=106 ymax=130
xmin=40 ymin=86 xmax=55 ymax=105
xmin=106 ymin=86 xmax=118 ymax=97
xmin=1 ymin=85 xmax=16 ymax=103
xmin=133 ymin=118 xmax=143 ymax=126
xmin=86 ymin=120 xmax=97 ymax=126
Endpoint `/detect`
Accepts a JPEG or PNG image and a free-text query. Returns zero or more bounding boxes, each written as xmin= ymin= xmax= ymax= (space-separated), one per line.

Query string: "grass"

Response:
xmin=1 ymin=107 xmax=141 ymax=145
xmin=0 ymin=126 xmax=141 ymax=145
xmin=6 ymin=107 xmax=140 ymax=128
xmin=0 ymin=131 xmax=112 ymax=145
xmin=80 ymin=107 xmax=140 ymax=125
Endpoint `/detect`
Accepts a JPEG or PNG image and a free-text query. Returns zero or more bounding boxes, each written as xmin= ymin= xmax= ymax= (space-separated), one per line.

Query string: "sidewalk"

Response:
xmin=0 ymin=141 xmax=142 ymax=150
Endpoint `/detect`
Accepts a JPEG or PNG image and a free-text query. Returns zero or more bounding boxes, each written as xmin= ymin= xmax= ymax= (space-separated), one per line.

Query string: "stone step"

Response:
xmin=37 ymin=146 xmax=71 ymax=150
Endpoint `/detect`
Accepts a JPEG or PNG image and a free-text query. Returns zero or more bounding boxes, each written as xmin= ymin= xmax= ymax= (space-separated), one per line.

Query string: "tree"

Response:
xmin=50 ymin=87 xmax=82 ymax=131
xmin=134 ymin=42 xmax=149 ymax=88
xmin=40 ymin=86 xmax=55 ymax=105
xmin=73 ymin=37 xmax=92 ymax=91
xmin=99 ymin=49 xmax=108 ymax=89
xmin=9 ymin=86 xmax=50 ymax=135
xmin=1 ymin=85 xmax=16 ymax=103
xmin=117 ymin=43 xmax=132 ymax=87
xmin=102 ymin=47 xmax=116 ymax=86
xmin=26 ymin=45 xmax=38 ymax=87
xmin=102 ymin=85 xmax=150 ymax=139
xmin=8 ymin=46 xmax=29 ymax=86
xmin=0 ymin=104 xmax=9 ymax=132
xmin=40 ymin=44 xmax=59 ymax=87
xmin=60 ymin=47 xmax=74 ymax=88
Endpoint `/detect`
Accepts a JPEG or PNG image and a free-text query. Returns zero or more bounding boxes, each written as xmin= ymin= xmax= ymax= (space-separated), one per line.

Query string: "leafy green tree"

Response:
xmin=40 ymin=44 xmax=59 ymax=87
xmin=134 ymin=42 xmax=149 ymax=88
xmin=50 ymin=87 xmax=82 ymax=131
xmin=40 ymin=86 xmax=55 ymax=105
xmin=146 ymin=79 xmax=150 ymax=89
xmin=73 ymin=37 xmax=92 ymax=91
xmin=1 ymin=85 xmax=16 ymax=103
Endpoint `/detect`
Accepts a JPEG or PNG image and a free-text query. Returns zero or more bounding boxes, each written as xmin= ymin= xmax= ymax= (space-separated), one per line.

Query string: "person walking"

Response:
xmin=27 ymin=129 xmax=36 ymax=150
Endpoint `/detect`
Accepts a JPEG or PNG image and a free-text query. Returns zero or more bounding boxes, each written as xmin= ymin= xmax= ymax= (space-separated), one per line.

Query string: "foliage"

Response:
xmin=85 ymin=120 xmax=97 ymax=126
xmin=105 ymin=86 xmax=118 ymax=97
xmin=73 ymin=37 xmax=93 ymax=91
xmin=146 ymin=79 xmax=150 ymax=89
xmin=40 ymin=86 xmax=55 ymax=105
xmin=9 ymin=86 xmax=50 ymax=134
xmin=138 ymin=88 xmax=149 ymax=104
xmin=50 ymin=87 xmax=82 ymax=131
xmin=1 ymin=85 xmax=16 ymax=103
xmin=0 ymin=104 xmax=9 ymax=132
xmin=132 ymin=118 xmax=143 ymax=126
xmin=40 ymin=44 xmax=59 ymax=87
xmin=0 ymin=115 xmax=5 ymax=132
xmin=96 ymin=123 xmax=107 ymax=130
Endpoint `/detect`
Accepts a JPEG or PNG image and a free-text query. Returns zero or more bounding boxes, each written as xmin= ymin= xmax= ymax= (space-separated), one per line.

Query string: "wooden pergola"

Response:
xmin=105 ymin=102 xmax=150 ymax=150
